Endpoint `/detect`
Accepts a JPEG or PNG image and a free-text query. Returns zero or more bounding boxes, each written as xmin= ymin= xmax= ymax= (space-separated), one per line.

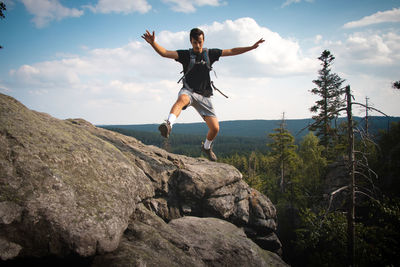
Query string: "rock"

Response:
xmin=169 ymin=216 xmax=288 ymax=267
xmin=0 ymin=94 xmax=153 ymax=257
xmin=0 ymin=93 xmax=284 ymax=265
xmin=93 ymin=204 xmax=288 ymax=267
xmin=0 ymin=202 xmax=24 ymax=260
xmin=0 ymin=201 xmax=23 ymax=225
xmin=92 ymin=204 xmax=205 ymax=267
xmin=0 ymin=238 xmax=22 ymax=261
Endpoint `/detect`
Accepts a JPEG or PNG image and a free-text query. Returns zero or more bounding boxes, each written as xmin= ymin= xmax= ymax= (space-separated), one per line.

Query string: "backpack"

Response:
xmin=177 ymin=48 xmax=228 ymax=98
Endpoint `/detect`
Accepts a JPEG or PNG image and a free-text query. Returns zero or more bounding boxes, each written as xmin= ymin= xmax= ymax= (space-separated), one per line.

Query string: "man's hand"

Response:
xmin=221 ymin=38 xmax=266 ymax=57
xmin=141 ymin=29 xmax=178 ymax=59
xmin=141 ymin=30 xmax=155 ymax=45
xmin=252 ymin=38 xmax=265 ymax=49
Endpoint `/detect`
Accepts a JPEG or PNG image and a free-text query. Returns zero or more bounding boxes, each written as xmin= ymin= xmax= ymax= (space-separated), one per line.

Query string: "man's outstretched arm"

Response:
xmin=221 ymin=38 xmax=265 ymax=57
xmin=141 ymin=30 xmax=178 ymax=59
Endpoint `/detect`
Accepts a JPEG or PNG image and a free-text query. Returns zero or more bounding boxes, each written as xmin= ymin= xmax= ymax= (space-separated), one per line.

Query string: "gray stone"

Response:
xmin=0 ymin=93 xmax=285 ymax=265
xmin=0 ymin=201 xmax=23 ymax=224
xmin=0 ymin=238 xmax=22 ymax=260
xmin=169 ymin=216 xmax=288 ymax=267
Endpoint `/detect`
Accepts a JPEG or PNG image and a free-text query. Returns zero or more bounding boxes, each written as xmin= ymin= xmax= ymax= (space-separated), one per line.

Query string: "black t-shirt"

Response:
xmin=176 ymin=48 xmax=222 ymax=96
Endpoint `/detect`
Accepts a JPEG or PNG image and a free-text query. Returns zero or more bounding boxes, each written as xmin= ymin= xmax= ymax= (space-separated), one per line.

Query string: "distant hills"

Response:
xmin=99 ymin=116 xmax=399 ymax=157
xmin=100 ymin=116 xmax=399 ymax=139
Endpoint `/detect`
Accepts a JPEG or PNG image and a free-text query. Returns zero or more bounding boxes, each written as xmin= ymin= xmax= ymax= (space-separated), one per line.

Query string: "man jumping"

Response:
xmin=142 ymin=28 xmax=264 ymax=161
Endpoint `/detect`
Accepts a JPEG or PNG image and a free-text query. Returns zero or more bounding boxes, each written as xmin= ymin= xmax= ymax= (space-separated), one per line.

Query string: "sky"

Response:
xmin=1 ymin=0 xmax=399 ymax=125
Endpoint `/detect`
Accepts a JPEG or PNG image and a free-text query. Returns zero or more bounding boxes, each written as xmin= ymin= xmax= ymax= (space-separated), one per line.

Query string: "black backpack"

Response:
xmin=178 ymin=48 xmax=228 ymax=98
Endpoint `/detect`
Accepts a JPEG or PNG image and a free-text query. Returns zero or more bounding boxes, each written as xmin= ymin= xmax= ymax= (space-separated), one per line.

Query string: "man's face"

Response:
xmin=190 ymin=35 xmax=204 ymax=53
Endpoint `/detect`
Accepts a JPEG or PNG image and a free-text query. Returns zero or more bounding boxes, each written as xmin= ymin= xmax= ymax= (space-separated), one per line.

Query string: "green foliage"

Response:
xmin=295 ymin=197 xmax=400 ymax=267
xmin=373 ymin=121 xmax=400 ymax=196
xmin=268 ymin=117 xmax=299 ymax=193
xmin=393 ymin=80 xmax=400 ymax=90
xmin=310 ymin=50 xmax=346 ymax=158
xmin=356 ymin=198 xmax=400 ymax=266
xmin=0 ymin=1 xmax=6 ymax=19
xmin=297 ymin=132 xmax=326 ymax=207
xmin=295 ymin=209 xmax=348 ymax=266
xmin=219 ymin=151 xmax=274 ymax=194
xmin=1 ymin=1 xmax=6 ymax=49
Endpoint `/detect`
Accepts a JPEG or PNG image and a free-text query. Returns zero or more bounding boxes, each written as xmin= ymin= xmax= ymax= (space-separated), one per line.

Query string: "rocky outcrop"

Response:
xmin=93 ymin=204 xmax=287 ymax=267
xmin=0 ymin=93 xmax=286 ymax=266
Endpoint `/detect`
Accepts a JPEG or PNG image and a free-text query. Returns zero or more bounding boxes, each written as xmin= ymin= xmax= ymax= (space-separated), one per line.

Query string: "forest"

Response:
xmin=103 ymin=50 xmax=400 ymax=267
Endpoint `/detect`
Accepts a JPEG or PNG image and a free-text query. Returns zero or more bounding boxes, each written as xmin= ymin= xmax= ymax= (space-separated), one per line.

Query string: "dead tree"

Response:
xmin=344 ymin=86 xmax=389 ymax=266
xmin=304 ymin=85 xmax=388 ymax=266
xmin=345 ymin=86 xmax=356 ymax=267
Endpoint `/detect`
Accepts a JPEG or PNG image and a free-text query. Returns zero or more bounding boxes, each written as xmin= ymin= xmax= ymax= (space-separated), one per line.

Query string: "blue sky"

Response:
xmin=1 ymin=0 xmax=400 ymax=125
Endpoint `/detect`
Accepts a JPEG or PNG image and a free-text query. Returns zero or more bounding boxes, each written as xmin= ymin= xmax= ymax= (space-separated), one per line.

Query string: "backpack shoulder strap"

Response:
xmin=204 ymin=48 xmax=226 ymax=97
xmin=177 ymin=49 xmax=196 ymax=84
xmin=202 ymin=48 xmax=211 ymax=70
xmin=187 ymin=48 xmax=196 ymax=73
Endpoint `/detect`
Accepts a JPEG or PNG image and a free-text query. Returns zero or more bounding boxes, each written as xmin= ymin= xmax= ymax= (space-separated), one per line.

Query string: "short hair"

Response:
xmin=190 ymin=28 xmax=204 ymax=42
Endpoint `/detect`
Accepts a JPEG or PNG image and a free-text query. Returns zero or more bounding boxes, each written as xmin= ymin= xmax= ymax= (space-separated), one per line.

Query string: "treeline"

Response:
xmin=219 ymin=123 xmax=400 ymax=266
xmin=102 ymin=127 xmax=269 ymax=157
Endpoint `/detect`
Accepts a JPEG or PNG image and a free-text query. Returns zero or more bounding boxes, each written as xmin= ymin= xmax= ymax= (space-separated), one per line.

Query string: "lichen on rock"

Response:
xmin=0 ymin=93 xmax=287 ymax=266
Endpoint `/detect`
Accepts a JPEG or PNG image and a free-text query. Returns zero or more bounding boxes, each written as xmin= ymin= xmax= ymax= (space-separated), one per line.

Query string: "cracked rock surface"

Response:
xmin=0 ymin=93 xmax=286 ymax=266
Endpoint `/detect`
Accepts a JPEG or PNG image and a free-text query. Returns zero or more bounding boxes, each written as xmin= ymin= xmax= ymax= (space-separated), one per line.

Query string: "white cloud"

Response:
xmin=343 ymin=74 xmax=400 ymax=118
xmin=282 ymin=0 xmax=301 ymax=7
xmin=21 ymin=0 xmax=84 ymax=28
xmin=306 ymin=30 xmax=400 ymax=119
xmin=29 ymin=89 xmax=48 ymax=95
xmin=200 ymin=18 xmax=318 ymax=76
xmin=281 ymin=0 xmax=314 ymax=8
xmin=85 ymin=0 xmax=151 ymax=14
xmin=314 ymin=31 xmax=400 ymax=68
xmin=314 ymin=34 xmax=323 ymax=44
xmin=5 ymin=17 xmax=321 ymax=123
xmin=8 ymin=17 xmax=400 ymax=124
xmin=157 ymin=30 xmax=187 ymax=47
xmin=343 ymin=8 xmax=400 ymax=29
xmin=10 ymin=59 xmax=87 ymax=87
xmin=162 ymin=0 xmax=223 ymax=13
xmin=343 ymin=33 xmax=391 ymax=64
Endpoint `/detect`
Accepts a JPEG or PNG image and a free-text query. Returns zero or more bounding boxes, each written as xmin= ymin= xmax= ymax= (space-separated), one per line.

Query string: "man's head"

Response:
xmin=190 ymin=28 xmax=204 ymax=53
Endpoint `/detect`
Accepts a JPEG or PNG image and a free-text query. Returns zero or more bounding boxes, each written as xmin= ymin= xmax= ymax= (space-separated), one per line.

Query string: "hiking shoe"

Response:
xmin=159 ymin=121 xmax=172 ymax=138
xmin=201 ymin=143 xmax=217 ymax=162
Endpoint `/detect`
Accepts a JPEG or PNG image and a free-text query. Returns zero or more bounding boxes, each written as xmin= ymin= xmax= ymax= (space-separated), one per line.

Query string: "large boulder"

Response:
xmin=0 ymin=93 xmax=286 ymax=266
xmin=94 ymin=203 xmax=286 ymax=267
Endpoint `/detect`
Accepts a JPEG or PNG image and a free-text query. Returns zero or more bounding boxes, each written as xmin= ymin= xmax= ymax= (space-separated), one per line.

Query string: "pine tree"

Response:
xmin=1 ymin=1 xmax=6 ymax=49
xmin=268 ymin=113 xmax=298 ymax=192
xmin=392 ymin=80 xmax=400 ymax=90
xmin=0 ymin=1 xmax=6 ymax=19
xmin=310 ymin=50 xmax=345 ymax=157
xmin=298 ymin=132 xmax=326 ymax=205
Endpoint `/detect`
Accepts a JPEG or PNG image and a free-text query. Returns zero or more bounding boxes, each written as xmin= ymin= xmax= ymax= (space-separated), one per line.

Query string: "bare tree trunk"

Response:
xmin=280 ymin=112 xmax=286 ymax=193
xmin=365 ymin=96 xmax=369 ymax=136
xmin=280 ymin=160 xmax=285 ymax=192
xmin=346 ymin=85 xmax=356 ymax=267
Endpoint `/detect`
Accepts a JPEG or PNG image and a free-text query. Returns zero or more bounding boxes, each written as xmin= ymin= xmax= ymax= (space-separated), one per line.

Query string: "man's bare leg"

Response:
xmin=204 ymin=116 xmax=219 ymax=141
xmin=159 ymin=94 xmax=190 ymax=138
xmin=170 ymin=94 xmax=190 ymax=117
xmin=202 ymin=116 xmax=219 ymax=161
